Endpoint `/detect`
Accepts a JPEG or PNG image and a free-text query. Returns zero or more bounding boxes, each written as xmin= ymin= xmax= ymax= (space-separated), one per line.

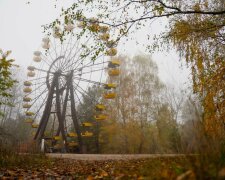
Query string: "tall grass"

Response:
xmin=0 ymin=149 xmax=52 ymax=168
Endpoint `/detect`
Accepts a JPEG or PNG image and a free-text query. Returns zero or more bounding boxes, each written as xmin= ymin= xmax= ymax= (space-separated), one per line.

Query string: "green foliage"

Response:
xmin=76 ymin=85 xmax=103 ymax=153
xmin=0 ymin=49 xmax=17 ymax=113
xmin=156 ymin=104 xmax=181 ymax=153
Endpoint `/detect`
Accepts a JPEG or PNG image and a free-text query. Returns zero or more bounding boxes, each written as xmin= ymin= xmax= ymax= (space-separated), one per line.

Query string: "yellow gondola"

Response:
xmin=108 ymin=69 xmax=120 ymax=76
xmin=24 ymin=81 xmax=32 ymax=86
xmin=99 ymin=26 xmax=109 ymax=33
xmin=106 ymin=40 xmax=115 ymax=48
xmin=42 ymin=42 xmax=50 ymax=49
xmin=27 ymin=71 xmax=35 ymax=77
xmin=52 ymin=26 xmax=61 ymax=39
xmin=27 ymin=66 xmax=35 ymax=71
xmin=99 ymin=33 xmax=110 ymax=41
xmin=94 ymin=114 xmax=107 ymax=121
xmin=65 ymin=23 xmax=75 ymax=31
xmin=82 ymin=122 xmax=93 ymax=127
xmin=23 ymin=96 xmax=32 ymax=102
xmin=23 ymin=87 xmax=32 ymax=93
xmin=23 ymin=103 xmax=32 ymax=108
xmin=81 ymin=131 xmax=93 ymax=137
xmin=33 ymin=51 xmax=41 ymax=56
xmin=95 ymin=104 xmax=106 ymax=111
xmin=104 ymin=93 xmax=116 ymax=99
xmin=77 ymin=21 xmax=86 ymax=28
xmin=54 ymin=136 xmax=61 ymax=140
xmin=110 ymin=59 xmax=120 ymax=66
xmin=68 ymin=141 xmax=78 ymax=147
xmin=88 ymin=24 xmax=100 ymax=32
xmin=33 ymin=56 xmax=41 ymax=62
xmin=26 ymin=111 xmax=35 ymax=116
xmin=42 ymin=37 xmax=50 ymax=43
xmin=24 ymin=118 xmax=33 ymax=123
xmin=32 ymin=123 xmax=38 ymax=128
xmin=106 ymin=48 xmax=117 ymax=56
xmin=53 ymin=32 xmax=61 ymax=39
xmin=104 ymin=83 xmax=117 ymax=90
xmin=67 ymin=132 xmax=77 ymax=137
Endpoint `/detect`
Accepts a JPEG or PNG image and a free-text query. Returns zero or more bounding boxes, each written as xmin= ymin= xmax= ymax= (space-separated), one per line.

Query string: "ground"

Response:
xmin=0 ymin=154 xmax=198 ymax=179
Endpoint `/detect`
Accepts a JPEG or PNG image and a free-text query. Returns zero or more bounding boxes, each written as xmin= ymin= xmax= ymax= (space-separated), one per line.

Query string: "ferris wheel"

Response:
xmin=22 ymin=20 xmax=121 ymax=153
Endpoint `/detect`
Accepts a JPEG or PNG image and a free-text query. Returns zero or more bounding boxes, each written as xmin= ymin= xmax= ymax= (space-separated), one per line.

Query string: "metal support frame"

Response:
xmin=34 ymin=70 xmax=85 ymax=153
xmin=69 ymin=71 xmax=85 ymax=153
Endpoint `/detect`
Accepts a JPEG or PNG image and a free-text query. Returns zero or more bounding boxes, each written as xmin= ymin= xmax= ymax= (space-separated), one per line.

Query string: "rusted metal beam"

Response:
xmin=34 ymin=73 xmax=57 ymax=140
xmin=55 ymin=72 xmax=68 ymax=152
xmin=69 ymin=71 xmax=85 ymax=153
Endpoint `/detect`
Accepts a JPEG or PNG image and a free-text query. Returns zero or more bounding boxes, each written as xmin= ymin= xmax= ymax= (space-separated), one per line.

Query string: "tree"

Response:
xmin=164 ymin=2 xmax=225 ymax=134
xmin=180 ymin=96 xmax=203 ymax=153
xmin=76 ymin=85 xmax=103 ymax=153
xmin=102 ymin=55 xmax=166 ymax=153
xmin=156 ymin=103 xmax=181 ymax=153
xmin=0 ymin=49 xmax=17 ymax=117
xmin=0 ymin=68 xmax=23 ymax=126
xmin=46 ymin=0 xmax=224 ymax=134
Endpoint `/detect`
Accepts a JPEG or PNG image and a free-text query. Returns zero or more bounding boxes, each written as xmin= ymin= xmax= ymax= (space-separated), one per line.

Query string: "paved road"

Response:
xmin=47 ymin=153 xmax=186 ymax=161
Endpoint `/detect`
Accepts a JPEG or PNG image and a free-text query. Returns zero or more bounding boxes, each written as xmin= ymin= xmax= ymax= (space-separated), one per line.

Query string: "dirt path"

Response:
xmin=46 ymin=153 xmax=186 ymax=161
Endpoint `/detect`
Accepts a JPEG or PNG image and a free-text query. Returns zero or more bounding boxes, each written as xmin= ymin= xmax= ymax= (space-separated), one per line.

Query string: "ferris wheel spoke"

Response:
xmin=52 ymin=38 xmax=58 ymax=58
xmin=60 ymin=37 xmax=82 ymax=70
xmin=27 ymin=88 xmax=48 ymax=110
xmin=65 ymin=34 xmax=81 ymax=60
xmin=47 ymin=49 xmax=58 ymax=67
xmin=42 ymin=51 xmax=57 ymax=68
xmin=74 ymin=67 xmax=108 ymax=75
xmin=25 ymin=82 xmax=47 ymax=96
xmin=77 ymin=60 xmax=109 ymax=70
xmin=73 ymin=87 xmax=83 ymax=106
xmin=52 ymin=38 xmax=63 ymax=67
xmin=99 ymin=57 xmax=106 ymax=84
xmin=69 ymin=53 xmax=106 ymax=73
xmin=73 ymin=86 xmax=89 ymax=102
xmin=32 ymin=93 xmax=49 ymax=122
xmin=73 ymin=77 xmax=105 ymax=85
xmin=86 ymin=61 xmax=93 ymax=91
xmin=31 ymin=87 xmax=48 ymax=101
xmin=59 ymin=33 xmax=73 ymax=67
xmin=61 ymin=35 xmax=95 ymax=70
xmin=40 ymin=55 xmax=52 ymax=67
xmin=65 ymin=34 xmax=94 ymax=65
xmin=30 ymin=97 xmax=48 ymax=122
xmin=69 ymin=45 xmax=103 ymax=71
xmin=28 ymin=76 xmax=46 ymax=82
xmin=31 ymin=79 xmax=47 ymax=86
xmin=35 ymin=68 xmax=54 ymax=74
xmin=74 ymin=83 xmax=98 ymax=104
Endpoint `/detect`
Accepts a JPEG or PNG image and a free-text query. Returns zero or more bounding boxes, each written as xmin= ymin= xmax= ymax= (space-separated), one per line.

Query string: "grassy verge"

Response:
xmin=0 ymin=150 xmax=52 ymax=169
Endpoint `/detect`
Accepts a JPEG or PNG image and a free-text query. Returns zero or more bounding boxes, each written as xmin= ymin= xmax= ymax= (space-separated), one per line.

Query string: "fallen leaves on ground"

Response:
xmin=0 ymin=156 xmax=195 ymax=179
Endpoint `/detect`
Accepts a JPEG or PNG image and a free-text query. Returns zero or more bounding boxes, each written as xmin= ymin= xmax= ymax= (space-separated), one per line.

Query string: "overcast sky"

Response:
xmin=0 ymin=0 xmax=190 ymax=89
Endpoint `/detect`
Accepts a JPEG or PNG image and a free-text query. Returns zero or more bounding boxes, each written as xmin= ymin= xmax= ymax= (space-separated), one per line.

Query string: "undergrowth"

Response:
xmin=0 ymin=149 xmax=52 ymax=168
